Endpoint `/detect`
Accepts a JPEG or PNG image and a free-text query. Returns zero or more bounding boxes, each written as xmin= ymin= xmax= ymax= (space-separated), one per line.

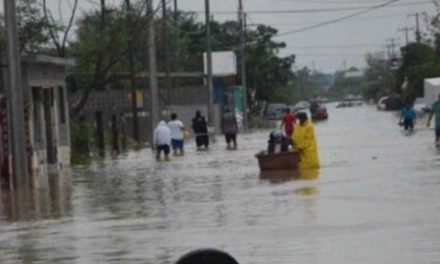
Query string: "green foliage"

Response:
xmin=70 ymin=118 xmax=92 ymax=165
xmin=360 ymin=53 xmax=391 ymax=101
xmin=161 ymin=16 xmax=296 ymax=105
xmin=0 ymin=0 xmax=61 ymax=54
xmin=69 ymin=8 xmax=132 ymax=76
xmin=395 ymin=43 xmax=439 ymax=101
xmin=330 ymin=67 xmax=364 ymax=98
xmin=364 ymin=3 xmax=440 ymax=102
xmin=68 ymin=8 xmax=297 ymax=113
xmin=266 ymin=67 xmax=329 ymax=104
xmin=309 ymin=72 xmax=334 ymax=89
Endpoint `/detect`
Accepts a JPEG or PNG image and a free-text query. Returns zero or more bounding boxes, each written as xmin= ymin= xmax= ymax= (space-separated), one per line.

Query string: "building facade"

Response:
xmin=1 ymin=55 xmax=74 ymax=188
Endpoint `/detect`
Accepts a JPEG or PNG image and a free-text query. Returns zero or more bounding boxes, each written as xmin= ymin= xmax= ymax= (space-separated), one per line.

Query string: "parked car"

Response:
xmin=294 ymin=101 xmax=310 ymax=112
xmin=385 ymin=94 xmax=405 ymax=111
xmin=311 ymin=106 xmax=329 ymax=120
xmin=264 ymin=103 xmax=286 ymax=120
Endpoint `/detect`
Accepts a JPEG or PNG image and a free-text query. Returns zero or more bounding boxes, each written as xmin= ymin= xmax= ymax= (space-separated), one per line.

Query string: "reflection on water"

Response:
xmin=294 ymin=187 xmax=318 ymax=196
xmin=0 ymin=170 xmax=72 ymax=222
xmin=260 ymin=168 xmax=320 ymax=183
xmin=1 ymin=105 xmax=440 ymax=264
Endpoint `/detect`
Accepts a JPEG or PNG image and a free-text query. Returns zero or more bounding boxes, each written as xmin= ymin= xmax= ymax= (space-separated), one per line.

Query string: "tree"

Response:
xmin=330 ymin=67 xmax=364 ymax=98
xmin=0 ymin=0 xmax=60 ymax=54
xmin=361 ymin=52 xmax=392 ymax=100
xmin=69 ymin=1 xmax=154 ymax=117
xmin=158 ymin=16 xmax=295 ymax=102
xmin=395 ymin=43 xmax=438 ymax=100
xmin=69 ymin=10 xmax=296 ymax=115
xmin=42 ymin=0 xmax=78 ymax=58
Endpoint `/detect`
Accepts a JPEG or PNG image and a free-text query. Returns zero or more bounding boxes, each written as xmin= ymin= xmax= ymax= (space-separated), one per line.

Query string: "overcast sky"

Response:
xmin=1 ymin=0 xmax=437 ymax=73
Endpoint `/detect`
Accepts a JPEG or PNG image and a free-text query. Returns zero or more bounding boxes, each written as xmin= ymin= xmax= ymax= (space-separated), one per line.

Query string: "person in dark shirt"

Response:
xmin=267 ymin=130 xmax=290 ymax=154
xmin=221 ymin=107 xmax=238 ymax=149
xmin=192 ymin=110 xmax=209 ymax=150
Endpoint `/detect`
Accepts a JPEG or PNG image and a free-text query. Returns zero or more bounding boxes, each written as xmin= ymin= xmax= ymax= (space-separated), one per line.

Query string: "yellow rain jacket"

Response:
xmin=292 ymin=120 xmax=320 ymax=169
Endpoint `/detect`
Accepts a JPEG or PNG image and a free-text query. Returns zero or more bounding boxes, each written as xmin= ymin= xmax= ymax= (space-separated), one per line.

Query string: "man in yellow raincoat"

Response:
xmin=292 ymin=112 xmax=320 ymax=169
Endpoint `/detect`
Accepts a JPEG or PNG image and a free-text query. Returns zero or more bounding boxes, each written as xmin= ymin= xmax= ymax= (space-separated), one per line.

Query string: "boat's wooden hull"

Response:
xmin=256 ymin=151 xmax=300 ymax=172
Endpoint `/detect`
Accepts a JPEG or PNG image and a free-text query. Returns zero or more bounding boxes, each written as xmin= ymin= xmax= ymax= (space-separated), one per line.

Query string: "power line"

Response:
xmin=278 ymin=0 xmax=398 ymax=4
xmin=408 ymin=12 xmax=427 ymax=44
xmin=275 ymin=0 xmax=403 ymax=38
xmin=189 ymin=1 xmax=431 ymax=15
xmin=295 ymin=53 xmax=367 ymax=57
xmin=202 ymin=1 xmax=402 ymax=52
xmin=280 ymin=0 xmax=405 ymax=3
xmin=398 ymin=26 xmax=415 ymax=45
xmin=282 ymin=44 xmax=383 ymax=49
xmin=251 ymin=11 xmax=430 ymax=28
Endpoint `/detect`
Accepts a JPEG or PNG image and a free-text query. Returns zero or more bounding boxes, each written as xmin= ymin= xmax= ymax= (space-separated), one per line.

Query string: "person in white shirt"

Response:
xmin=153 ymin=120 xmax=171 ymax=161
xmin=167 ymin=113 xmax=186 ymax=156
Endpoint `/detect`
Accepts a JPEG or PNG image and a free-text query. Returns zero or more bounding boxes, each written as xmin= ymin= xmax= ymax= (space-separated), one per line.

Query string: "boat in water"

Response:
xmin=256 ymin=151 xmax=300 ymax=172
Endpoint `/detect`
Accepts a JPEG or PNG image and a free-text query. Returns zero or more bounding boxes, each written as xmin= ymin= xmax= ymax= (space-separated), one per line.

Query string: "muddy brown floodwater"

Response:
xmin=1 ymin=105 xmax=440 ymax=264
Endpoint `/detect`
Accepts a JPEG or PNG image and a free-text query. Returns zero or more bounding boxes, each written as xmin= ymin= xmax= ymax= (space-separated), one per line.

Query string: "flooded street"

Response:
xmin=1 ymin=105 xmax=440 ymax=264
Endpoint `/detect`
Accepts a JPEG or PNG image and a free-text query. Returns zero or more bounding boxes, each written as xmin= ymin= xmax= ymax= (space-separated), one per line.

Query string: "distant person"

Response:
xmin=309 ymin=100 xmax=319 ymax=114
xmin=192 ymin=110 xmax=209 ymax=150
xmin=292 ymin=112 xmax=320 ymax=169
xmin=168 ymin=113 xmax=186 ymax=156
xmin=221 ymin=107 xmax=238 ymax=149
xmin=280 ymin=108 xmax=296 ymax=138
xmin=153 ymin=121 xmax=171 ymax=161
xmin=400 ymin=102 xmax=416 ymax=131
xmin=427 ymin=94 xmax=440 ymax=145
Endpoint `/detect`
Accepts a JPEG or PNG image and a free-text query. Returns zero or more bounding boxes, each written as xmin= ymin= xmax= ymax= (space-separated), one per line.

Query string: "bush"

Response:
xmin=70 ymin=117 xmax=92 ymax=165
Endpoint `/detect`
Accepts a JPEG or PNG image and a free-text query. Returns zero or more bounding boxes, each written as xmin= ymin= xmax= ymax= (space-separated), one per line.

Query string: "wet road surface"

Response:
xmin=1 ymin=105 xmax=440 ymax=264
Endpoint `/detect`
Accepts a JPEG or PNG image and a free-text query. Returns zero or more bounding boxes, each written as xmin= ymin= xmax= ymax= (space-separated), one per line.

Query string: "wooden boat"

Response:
xmin=256 ymin=151 xmax=300 ymax=172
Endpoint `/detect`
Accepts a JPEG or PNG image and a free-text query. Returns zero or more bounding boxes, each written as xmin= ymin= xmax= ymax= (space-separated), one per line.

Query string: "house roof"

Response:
xmin=21 ymin=55 xmax=76 ymax=67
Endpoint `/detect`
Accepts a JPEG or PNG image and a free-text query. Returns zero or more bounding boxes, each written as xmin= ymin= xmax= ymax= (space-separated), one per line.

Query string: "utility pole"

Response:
xmin=3 ymin=0 xmax=29 ymax=185
xmin=101 ymin=0 xmax=106 ymax=27
xmin=408 ymin=13 xmax=424 ymax=44
xmin=126 ymin=0 xmax=139 ymax=143
xmin=173 ymin=0 xmax=179 ymax=89
xmin=398 ymin=27 xmax=415 ymax=46
xmin=174 ymin=0 xmax=178 ymax=22
xmin=386 ymin=45 xmax=391 ymax=60
xmin=238 ymin=0 xmax=248 ymax=130
xmin=162 ymin=0 xmax=172 ymax=111
xmin=148 ymin=0 xmax=159 ymax=143
xmin=205 ymin=0 xmax=214 ymax=125
xmin=386 ymin=38 xmax=399 ymax=58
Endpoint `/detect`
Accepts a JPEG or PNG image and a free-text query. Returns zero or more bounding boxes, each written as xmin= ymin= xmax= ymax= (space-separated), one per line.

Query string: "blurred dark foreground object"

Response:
xmin=176 ymin=249 xmax=239 ymax=264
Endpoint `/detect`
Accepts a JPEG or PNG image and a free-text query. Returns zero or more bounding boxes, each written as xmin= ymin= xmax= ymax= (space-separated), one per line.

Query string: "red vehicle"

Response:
xmin=311 ymin=106 xmax=328 ymax=120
